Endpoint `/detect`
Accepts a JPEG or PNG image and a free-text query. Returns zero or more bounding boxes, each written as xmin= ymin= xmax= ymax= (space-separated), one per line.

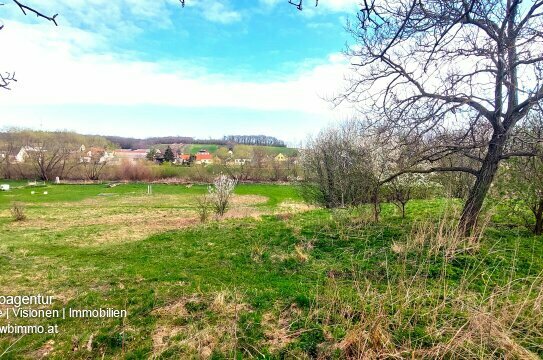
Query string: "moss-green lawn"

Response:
xmin=0 ymin=182 xmax=542 ymax=359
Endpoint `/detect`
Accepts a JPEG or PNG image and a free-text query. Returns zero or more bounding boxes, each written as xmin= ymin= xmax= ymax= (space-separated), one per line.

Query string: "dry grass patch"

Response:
xmin=152 ymin=326 xmax=184 ymax=355
xmin=278 ymin=201 xmax=315 ymax=212
xmin=2 ymin=194 xmax=272 ymax=246
xmin=262 ymin=303 xmax=304 ymax=352
xmin=151 ymin=291 xmax=251 ymax=359
xmin=229 ymin=195 xmax=268 ymax=205
xmin=392 ymin=210 xmax=488 ymax=259
xmin=31 ymin=339 xmax=56 ymax=359
xmin=269 ymin=241 xmax=313 ymax=264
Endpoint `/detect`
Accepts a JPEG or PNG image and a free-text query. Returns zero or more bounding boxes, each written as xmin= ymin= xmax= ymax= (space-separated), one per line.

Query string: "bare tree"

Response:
xmin=82 ymin=151 xmax=109 ymax=181
xmin=336 ymin=1 xmax=543 ymax=232
xmin=251 ymin=148 xmax=268 ymax=170
xmin=0 ymin=129 xmax=19 ymax=178
xmin=20 ymin=131 xmax=81 ymax=181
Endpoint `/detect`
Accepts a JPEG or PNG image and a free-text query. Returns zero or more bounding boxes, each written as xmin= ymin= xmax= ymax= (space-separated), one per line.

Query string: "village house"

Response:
xmin=80 ymin=147 xmax=115 ymax=164
xmin=274 ymin=153 xmax=287 ymax=162
xmin=15 ymin=146 xmax=43 ymax=163
xmin=194 ymin=150 xmax=213 ymax=165
xmin=176 ymin=153 xmax=191 ymax=165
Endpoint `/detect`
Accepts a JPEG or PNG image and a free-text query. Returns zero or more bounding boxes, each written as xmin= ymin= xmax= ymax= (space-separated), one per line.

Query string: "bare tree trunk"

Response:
xmin=371 ymin=186 xmax=380 ymax=222
xmin=459 ymin=133 xmax=507 ymax=233
xmin=534 ymin=200 xmax=543 ymax=236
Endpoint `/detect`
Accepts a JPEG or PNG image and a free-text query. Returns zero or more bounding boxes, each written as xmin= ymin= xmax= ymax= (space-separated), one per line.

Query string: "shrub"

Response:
xmin=11 ymin=202 xmax=26 ymax=221
xmin=195 ymin=195 xmax=212 ymax=223
xmin=115 ymin=160 xmax=154 ymax=181
xmin=208 ymin=174 xmax=237 ymax=217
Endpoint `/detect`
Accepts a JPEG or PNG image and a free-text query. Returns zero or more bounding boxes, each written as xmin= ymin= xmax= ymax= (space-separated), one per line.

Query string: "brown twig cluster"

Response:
xmin=288 ymin=0 xmax=319 ymax=11
xmin=0 ymin=72 xmax=16 ymax=90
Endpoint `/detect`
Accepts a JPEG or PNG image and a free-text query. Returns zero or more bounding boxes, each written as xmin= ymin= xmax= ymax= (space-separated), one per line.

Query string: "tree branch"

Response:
xmin=0 ymin=72 xmax=16 ymax=90
xmin=11 ymin=0 xmax=58 ymax=26
xmin=500 ymin=151 xmax=538 ymax=160
xmin=288 ymin=0 xmax=318 ymax=11
xmin=381 ymin=166 xmax=479 ymax=185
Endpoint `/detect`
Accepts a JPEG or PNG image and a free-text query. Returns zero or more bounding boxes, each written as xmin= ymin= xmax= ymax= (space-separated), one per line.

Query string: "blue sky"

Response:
xmin=0 ymin=0 xmax=358 ymax=144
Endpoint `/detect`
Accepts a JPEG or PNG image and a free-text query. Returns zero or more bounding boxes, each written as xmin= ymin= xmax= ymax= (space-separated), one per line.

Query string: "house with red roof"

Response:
xmin=194 ymin=150 xmax=213 ymax=165
xmin=176 ymin=153 xmax=191 ymax=165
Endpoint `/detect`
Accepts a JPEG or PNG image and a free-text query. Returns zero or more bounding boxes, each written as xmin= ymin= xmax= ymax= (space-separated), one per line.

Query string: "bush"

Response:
xmin=195 ymin=195 xmax=212 ymax=223
xmin=115 ymin=160 xmax=154 ymax=181
xmin=208 ymin=174 xmax=237 ymax=217
xmin=301 ymin=121 xmax=380 ymax=209
xmin=11 ymin=202 xmax=26 ymax=221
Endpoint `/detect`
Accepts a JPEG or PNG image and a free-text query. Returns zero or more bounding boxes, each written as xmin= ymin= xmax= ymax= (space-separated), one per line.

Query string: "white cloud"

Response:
xmin=183 ymin=0 xmax=242 ymax=24
xmin=0 ymin=22 xmax=353 ymax=116
xmin=201 ymin=1 xmax=242 ymax=24
xmin=2 ymin=0 xmax=174 ymax=37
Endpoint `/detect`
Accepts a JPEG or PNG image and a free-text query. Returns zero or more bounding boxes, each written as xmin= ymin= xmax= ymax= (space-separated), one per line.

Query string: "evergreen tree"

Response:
xmin=164 ymin=146 xmax=175 ymax=163
xmin=146 ymin=148 xmax=157 ymax=161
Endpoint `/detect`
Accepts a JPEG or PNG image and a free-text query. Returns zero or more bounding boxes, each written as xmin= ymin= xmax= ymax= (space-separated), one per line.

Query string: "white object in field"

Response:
xmin=43 ymin=191 xmax=48 ymax=195
xmin=147 ymin=184 xmax=153 ymax=195
xmin=55 ymin=177 xmax=60 ymax=184
xmin=0 ymin=184 xmax=9 ymax=191
xmin=31 ymin=191 xmax=36 ymax=195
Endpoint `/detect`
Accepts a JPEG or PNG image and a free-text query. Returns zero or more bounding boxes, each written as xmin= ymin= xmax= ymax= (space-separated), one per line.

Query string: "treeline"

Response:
xmin=223 ymin=135 xmax=285 ymax=147
xmin=104 ymin=135 xmax=286 ymax=149
xmin=0 ymin=130 xmax=114 ymax=181
xmin=105 ymin=136 xmax=194 ymax=149
xmin=0 ymin=129 xmax=299 ymax=183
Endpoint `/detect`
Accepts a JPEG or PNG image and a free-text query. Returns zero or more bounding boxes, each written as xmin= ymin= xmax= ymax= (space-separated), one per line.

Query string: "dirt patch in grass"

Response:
xmin=32 ymin=340 xmax=56 ymax=359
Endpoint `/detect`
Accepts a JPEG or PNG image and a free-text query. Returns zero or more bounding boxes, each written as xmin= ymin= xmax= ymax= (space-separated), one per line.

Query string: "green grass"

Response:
xmin=234 ymin=183 xmax=302 ymax=207
xmin=0 ymin=183 xmax=301 ymax=207
xmin=254 ymin=146 xmax=298 ymax=156
xmin=182 ymin=144 xmax=298 ymax=157
xmin=184 ymin=144 xmax=220 ymax=154
xmin=0 ymin=186 xmax=541 ymax=358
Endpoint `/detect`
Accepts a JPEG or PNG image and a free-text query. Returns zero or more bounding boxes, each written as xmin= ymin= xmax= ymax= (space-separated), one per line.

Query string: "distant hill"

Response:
xmin=186 ymin=144 xmax=299 ymax=157
xmin=104 ymin=136 xmax=195 ymax=149
xmin=105 ymin=135 xmax=290 ymax=152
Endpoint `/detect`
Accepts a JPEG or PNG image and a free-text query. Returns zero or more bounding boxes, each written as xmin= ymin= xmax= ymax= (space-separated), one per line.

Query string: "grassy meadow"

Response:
xmin=183 ymin=144 xmax=298 ymax=157
xmin=0 ymin=182 xmax=542 ymax=358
